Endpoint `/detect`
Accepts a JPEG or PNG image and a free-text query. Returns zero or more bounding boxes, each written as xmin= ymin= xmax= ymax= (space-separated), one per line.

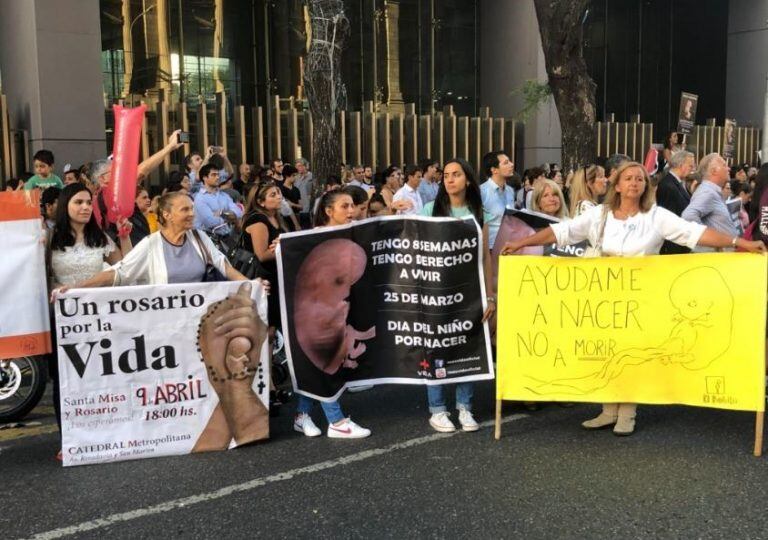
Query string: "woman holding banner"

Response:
xmin=60 ymin=192 xmax=248 ymax=287
xmin=568 ymin=165 xmax=607 ymax=217
xmin=501 ymin=161 xmax=767 ymax=435
xmin=290 ymin=190 xmax=373 ymax=439
xmin=48 ymin=183 xmax=133 ymax=292
xmin=46 ymin=183 xmax=133 ymax=458
xmin=421 ymin=158 xmax=496 ymax=433
xmin=55 ymin=191 xmax=272 ymax=450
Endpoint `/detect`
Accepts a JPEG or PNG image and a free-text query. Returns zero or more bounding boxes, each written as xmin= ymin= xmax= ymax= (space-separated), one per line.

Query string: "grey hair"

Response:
xmin=91 ymin=159 xmax=111 ymax=181
xmin=697 ymin=152 xmax=721 ymax=178
xmin=668 ymin=150 xmax=694 ymax=169
xmin=296 ymin=158 xmax=309 ymax=168
xmin=605 ymin=154 xmax=631 ymax=177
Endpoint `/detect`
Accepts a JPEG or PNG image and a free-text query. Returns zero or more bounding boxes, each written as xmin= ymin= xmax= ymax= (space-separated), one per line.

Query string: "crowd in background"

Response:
xmin=10 ymin=127 xmax=768 ymax=451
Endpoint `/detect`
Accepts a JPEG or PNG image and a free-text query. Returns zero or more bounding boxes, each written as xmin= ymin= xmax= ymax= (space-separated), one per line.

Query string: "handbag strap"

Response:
xmin=191 ymin=229 xmax=213 ymax=266
xmin=235 ymin=213 xmax=257 ymax=251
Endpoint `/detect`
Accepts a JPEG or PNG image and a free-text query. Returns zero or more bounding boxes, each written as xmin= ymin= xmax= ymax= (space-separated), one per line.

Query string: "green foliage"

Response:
xmin=511 ymin=80 xmax=552 ymax=122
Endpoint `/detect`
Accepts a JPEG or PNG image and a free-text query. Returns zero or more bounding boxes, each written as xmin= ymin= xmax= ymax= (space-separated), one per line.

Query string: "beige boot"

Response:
xmin=613 ymin=403 xmax=637 ymax=436
xmin=581 ymin=403 xmax=618 ymax=430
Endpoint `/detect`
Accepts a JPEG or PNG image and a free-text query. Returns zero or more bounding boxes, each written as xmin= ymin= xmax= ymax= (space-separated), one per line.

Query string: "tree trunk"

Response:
xmin=534 ymin=0 xmax=597 ymax=170
xmin=304 ymin=0 xmax=349 ymax=188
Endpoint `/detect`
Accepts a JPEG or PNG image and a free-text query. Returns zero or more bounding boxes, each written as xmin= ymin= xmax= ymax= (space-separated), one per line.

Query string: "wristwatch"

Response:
xmin=731 ymin=237 xmax=738 ymax=248
xmin=487 ymin=296 xmax=497 ymax=304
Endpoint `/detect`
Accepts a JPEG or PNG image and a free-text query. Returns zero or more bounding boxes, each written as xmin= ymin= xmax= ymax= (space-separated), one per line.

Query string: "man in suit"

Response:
xmin=656 ymin=150 xmax=695 ymax=254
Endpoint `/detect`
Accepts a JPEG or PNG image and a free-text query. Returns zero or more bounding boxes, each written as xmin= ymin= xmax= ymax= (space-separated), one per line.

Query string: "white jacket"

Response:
xmin=110 ymin=230 xmax=228 ymax=285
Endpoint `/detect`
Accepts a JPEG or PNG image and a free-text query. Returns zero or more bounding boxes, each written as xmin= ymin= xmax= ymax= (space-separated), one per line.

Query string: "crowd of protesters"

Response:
xmin=10 ymin=127 xmax=768 ymax=459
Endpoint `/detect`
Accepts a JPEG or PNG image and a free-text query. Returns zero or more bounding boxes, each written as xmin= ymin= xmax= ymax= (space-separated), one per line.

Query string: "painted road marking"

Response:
xmin=27 ymin=413 xmax=529 ymax=540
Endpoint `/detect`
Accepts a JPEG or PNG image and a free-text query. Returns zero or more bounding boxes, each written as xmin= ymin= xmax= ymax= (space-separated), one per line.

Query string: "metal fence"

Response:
xmin=596 ymin=114 xmax=762 ymax=167
xmin=105 ymin=92 xmax=520 ymax=184
xmin=1 ymin=92 xmax=764 ymax=186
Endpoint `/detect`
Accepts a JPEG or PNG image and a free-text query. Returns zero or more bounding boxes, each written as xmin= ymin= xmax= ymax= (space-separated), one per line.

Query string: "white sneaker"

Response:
xmin=293 ymin=413 xmax=321 ymax=437
xmin=348 ymin=385 xmax=373 ymax=393
xmin=429 ymin=412 xmax=457 ymax=433
xmin=327 ymin=418 xmax=371 ymax=439
xmin=458 ymin=408 xmax=479 ymax=432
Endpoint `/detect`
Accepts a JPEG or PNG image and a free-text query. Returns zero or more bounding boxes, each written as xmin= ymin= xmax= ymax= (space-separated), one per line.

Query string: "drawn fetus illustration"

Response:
xmin=525 ymin=267 xmax=734 ymax=396
xmin=294 ymin=239 xmax=376 ymax=374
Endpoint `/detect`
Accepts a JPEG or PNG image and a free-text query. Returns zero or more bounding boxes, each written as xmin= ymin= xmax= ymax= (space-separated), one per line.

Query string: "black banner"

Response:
xmin=676 ymin=92 xmax=698 ymax=135
xmin=496 ymin=208 xmax=588 ymax=257
xmin=277 ymin=216 xmax=494 ymax=401
xmin=723 ymin=118 xmax=737 ymax=159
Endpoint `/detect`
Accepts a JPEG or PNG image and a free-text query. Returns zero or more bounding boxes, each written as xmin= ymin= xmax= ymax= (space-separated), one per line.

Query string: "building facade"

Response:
xmin=0 ymin=0 xmax=761 ymax=176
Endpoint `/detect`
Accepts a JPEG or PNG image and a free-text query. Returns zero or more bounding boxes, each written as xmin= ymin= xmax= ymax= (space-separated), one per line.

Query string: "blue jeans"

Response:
xmin=296 ymin=395 xmax=345 ymax=423
xmin=426 ymin=383 xmax=474 ymax=414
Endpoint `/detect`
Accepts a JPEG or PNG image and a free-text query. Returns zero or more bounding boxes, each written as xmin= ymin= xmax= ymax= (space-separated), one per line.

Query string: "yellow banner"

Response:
xmin=497 ymin=253 xmax=767 ymax=412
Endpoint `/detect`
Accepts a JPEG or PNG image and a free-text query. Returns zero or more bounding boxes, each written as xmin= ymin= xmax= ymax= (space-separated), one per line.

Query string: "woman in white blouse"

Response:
xmin=502 ymin=161 xmax=766 ymax=435
xmin=47 ymin=183 xmax=132 ymax=459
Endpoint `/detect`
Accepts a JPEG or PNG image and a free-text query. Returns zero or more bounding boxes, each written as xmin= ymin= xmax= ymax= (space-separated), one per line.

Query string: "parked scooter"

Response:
xmin=0 ymin=357 xmax=47 ymax=423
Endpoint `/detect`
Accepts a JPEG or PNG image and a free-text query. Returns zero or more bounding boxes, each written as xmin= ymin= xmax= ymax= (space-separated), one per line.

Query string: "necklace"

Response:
xmin=615 ymin=208 xmax=640 ymax=220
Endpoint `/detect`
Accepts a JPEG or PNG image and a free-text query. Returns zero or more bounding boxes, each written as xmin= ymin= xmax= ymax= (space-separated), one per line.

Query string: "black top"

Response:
xmin=280 ymin=183 xmax=301 ymax=205
xmin=242 ymin=212 xmax=283 ymax=277
xmin=128 ymin=205 xmax=151 ymax=245
xmin=656 ymin=172 xmax=692 ymax=255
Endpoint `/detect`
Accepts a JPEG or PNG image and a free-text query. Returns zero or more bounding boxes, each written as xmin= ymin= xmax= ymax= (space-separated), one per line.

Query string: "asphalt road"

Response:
xmin=2 ymin=382 xmax=767 ymax=539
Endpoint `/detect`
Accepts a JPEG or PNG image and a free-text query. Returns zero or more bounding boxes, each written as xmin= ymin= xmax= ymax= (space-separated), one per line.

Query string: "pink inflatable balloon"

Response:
xmin=644 ymin=147 xmax=659 ymax=175
xmin=104 ymin=104 xmax=146 ymax=224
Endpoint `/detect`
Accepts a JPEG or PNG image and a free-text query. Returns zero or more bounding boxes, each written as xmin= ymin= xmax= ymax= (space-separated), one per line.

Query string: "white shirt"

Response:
xmin=51 ymin=238 xmax=116 ymax=286
xmin=550 ymin=204 xmax=705 ymax=257
xmin=393 ymin=183 xmax=424 ymax=215
xmin=574 ymin=199 xmax=597 ymax=217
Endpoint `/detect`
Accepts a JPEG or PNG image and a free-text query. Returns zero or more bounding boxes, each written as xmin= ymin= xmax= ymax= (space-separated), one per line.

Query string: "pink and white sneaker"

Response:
xmin=327 ymin=418 xmax=371 ymax=439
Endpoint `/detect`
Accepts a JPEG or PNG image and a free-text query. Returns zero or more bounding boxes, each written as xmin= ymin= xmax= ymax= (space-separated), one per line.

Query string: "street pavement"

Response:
xmin=2 ymin=382 xmax=768 ymax=539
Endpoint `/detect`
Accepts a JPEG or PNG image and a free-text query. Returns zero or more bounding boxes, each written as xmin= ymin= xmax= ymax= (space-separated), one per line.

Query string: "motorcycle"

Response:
xmin=0 ymin=357 xmax=47 ymax=423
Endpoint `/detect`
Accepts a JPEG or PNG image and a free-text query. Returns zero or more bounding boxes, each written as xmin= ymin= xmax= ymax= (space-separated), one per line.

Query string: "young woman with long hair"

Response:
xmin=568 ymin=165 xmax=607 ymax=217
xmin=46 ymin=183 xmax=131 ymax=458
xmin=421 ymin=158 xmax=496 ymax=433
xmin=243 ymin=182 xmax=289 ymax=329
xmin=292 ymin=190 xmax=372 ymax=439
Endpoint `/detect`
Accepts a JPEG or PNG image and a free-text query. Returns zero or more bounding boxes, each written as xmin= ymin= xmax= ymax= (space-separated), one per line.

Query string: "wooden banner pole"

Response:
xmin=754 ymin=411 xmax=764 ymax=457
xmin=494 ymin=399 xmax=502 ymax=440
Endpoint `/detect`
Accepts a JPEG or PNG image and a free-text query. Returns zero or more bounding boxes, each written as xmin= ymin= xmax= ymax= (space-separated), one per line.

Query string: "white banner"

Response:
xmin=0 ymin=191 xmax=50 ymax=358
xmin=55 ymin=281 xmax=270 ymax=466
